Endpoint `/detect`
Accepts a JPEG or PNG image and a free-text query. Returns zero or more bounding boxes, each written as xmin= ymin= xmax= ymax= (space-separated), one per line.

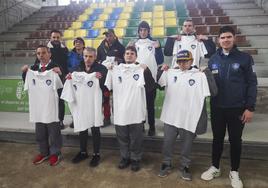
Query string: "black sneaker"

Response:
xmin=131 ymin=160 xmax=140 ymax=172
xmin=180 ymin=166 xmax=192 ymax=181
xmin=69 ymin=122 xmax=74 ymax=128
xmin=118 ymin=158 xmax=130 ymax=169
xmin=158 ymin=163 xmax=172 ymax=177
xmin=72 ymin=152 xmax=89 ymax=164
xmin=60 ymin=121 xmax=65 ymax=130
xmin=89 ymin=154 xmax=100 ymax=167
xmin=148 ymin=128 xmax=156 ymax=136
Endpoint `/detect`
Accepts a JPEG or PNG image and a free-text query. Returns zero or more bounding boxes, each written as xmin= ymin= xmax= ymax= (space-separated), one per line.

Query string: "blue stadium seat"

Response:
xmin=87 ymin=29 xmax=99 ymax=38
xmin=113 ymin=7 xmax=123 ymax=14
xmin=82 ymin=21 xmax=93 ymax=29
xmin=105 ymin=20 xmax=116 ymax=29
xmin=89 ymin=14 xmax=99 ymax=21
xmin=93 ymin=8 xmax=103 ymax=14
xmin=109 ymin=13 xmax=120 ymax=20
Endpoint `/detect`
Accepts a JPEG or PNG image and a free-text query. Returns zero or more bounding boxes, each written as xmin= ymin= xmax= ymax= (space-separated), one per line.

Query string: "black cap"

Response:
xmin=103 ymin=29 xmax=115 ymax=36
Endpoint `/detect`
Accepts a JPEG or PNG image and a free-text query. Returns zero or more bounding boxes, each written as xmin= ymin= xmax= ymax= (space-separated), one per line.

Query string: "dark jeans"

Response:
xmin=58 ymin=89 xmax=65 ymax=121
xmin=79 ymin=127 xmax=101 ymax=154
xmin=211 ymin=107 xmax=245 ymax=171
xmin=146 ymin=88 xmax=156 ymax=129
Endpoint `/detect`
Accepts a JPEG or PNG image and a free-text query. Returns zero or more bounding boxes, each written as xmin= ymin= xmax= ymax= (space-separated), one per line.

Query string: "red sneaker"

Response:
xmin=33 ymin=154 xmax=48 ymax=165
xmin=49 ymin=154 xmax=61 ymax=166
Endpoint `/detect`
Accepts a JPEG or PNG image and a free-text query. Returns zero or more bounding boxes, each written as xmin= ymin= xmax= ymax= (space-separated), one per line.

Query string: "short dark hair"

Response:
xmin=50 ymin=29 xmax=62 ymax=36
xmin=218 ymin=26 xmax=235 ymax=36
xmin=36 ymin=45 xmax=50 ymax=53
xmin=184 ymin=18 xmax=194 ymax=25
xmin=125 ymin=46 xmax=137 ymax=56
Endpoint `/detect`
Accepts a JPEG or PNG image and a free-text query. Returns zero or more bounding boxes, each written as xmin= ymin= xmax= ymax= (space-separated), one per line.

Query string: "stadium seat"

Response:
xmin=131 ymin=12 xmax=141 ymax=19
xmin=205 ymin=17 xmax=218 ymax=25
xmin=92 ymin=39 xmax=102 ymax=48
xmin=93 ymin=21 xmax=104 ymax=28
xmin=103 ymin=7 xmax=113 ymax=14
xmin=119 ymin=13 xmax=130 ymax=20
xmin=116 ymin=20 xmax=128 ymax=28
xmin=122 ymin=38 xmax=132 ymax=47
xmin=218 ymin=16 xmax=232 ymax=24
xmin=154 ymin=5 xmax=164 ymax=12
xmin=65 ymin=40 xmax=73 ymax=49
xmin=84 ymin=8 xmax=93 ymax=14
xmin=164 ymin=11 xmax=176 ymax=18
xmin=109 ymin=13 xmax=120 ymax=20
xmin=105 ymin=20 xmax=116 ymax=29
xmin=141 ymin=12 xmax=152 ymax=19
xmin=125 ymin=27 xmax=137 ymax=37
xmin=113 ymin=7 xmax=123 ymax=14
xmin=200 ymin=9 xmax=212 ymax=16
xmin=165 ymin=18 xmax=177 ymax=26
xmin=89 ymin=14 xmax=99 ymax=21
xmin=123 ymin=6 xmax=133 ymax=13
xmin=128 ymin=19 xmax=140 ymax=27
xmin=188 ymin=9 xmax=200 ymax=17
xmin=93 ymin=8 xmax=103 ymax=14
xmin=71 ymin=22 xmax=82 ymax=29
xmin=99 ymin=14 xmax=109 ymax=21
xmin=87 ymin=29 xmax=100 ymax=38
xmin=82 ymin=21 xmax=93 ymax=29
xmin=192 ymin=17 xmax=203 ymax=25
xmin=152 ymin=27 xmax=164 ymax=37
xmin=114 ymin=28 xmax=124 ymax=37
xmin=166 ymin=27 xmax=179 ymax=36
xmin=153 ymin=12 xmax=163 ymax=18
xmin=153 ymin=19 xmax=164 ymax=27
xmin=195 ymin=25 xmax=209 ymax=35
xmin=63 ymin=30 xmax=75 ymax=39
xmin=78 ymin=14 xmax=88 ymax=22
xmin=84 ymin=39 xmax=93 ymax=47
xmin=75 ymin=29 xmax=87 ymax=38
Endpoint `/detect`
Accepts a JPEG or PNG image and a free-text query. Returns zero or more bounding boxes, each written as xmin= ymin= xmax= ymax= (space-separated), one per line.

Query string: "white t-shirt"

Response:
xmin=24 ymin=69 xmax=63 ymax=123
xmin=61 ymin=72 xmax=103 ymax=132
xmin=105 ymin=63 xmax=147 ymax=126
xmin=135 ymin=38 xmax=158 ymax=81
xmin=172 ymin=35 xmax=208 ymax=68
xmin=158 ymin=68 xmax=210 ymax=133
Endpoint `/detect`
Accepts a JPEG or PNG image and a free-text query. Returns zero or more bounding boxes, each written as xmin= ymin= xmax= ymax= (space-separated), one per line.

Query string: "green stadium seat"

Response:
xmin=128 ymin=19 xmax=140 ymax=27
xmin=155 ymin=37 xmax=165 ymax=47
xmin=125 ymin=27 xmax=137 ymax=37
xmin=122 ymin=38 xmax=132 ymax=47
xmin=131 ymin=12 xmax=141 ymax=19
xmin=166 ymin=27 xmax=179 ymax=36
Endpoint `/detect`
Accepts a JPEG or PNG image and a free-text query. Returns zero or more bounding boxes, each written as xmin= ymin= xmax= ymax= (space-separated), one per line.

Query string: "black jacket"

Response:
xmin=208 ymin=47 xmax=257 ymax=110
xmin=22 ymin=61 xmax=59 ymax=82
xmin=164 ymin=36 xmax=216 ymax=59
xmin=96 ymin=38 xmax=125 ymax=64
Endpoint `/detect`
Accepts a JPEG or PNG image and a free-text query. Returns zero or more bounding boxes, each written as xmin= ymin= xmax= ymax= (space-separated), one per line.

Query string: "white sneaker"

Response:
xmin=229 ymin=171 xmax=243 ymax=188
xmin=201 ymin=166 xmax=221 ymax=181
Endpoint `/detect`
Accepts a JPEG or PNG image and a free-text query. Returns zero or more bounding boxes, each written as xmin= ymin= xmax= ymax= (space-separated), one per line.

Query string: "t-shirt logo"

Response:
xmin=189 ymin=79 xmax=195 ymax=86
xmin=73 ymin=84 xmax=77 ymax=91
xmin=174 ymin=76 xmax=177 ymax=83
xmin=133 ymin=74 xmax=139 ymax=81
xmin=46 ymin=80 xmax=52 ymax=86
xmin=137 ymin=47 xmax=140 ymax=51
xmin=32 ymin=79 xmax=36 ymax=85
xmin=87 ymin=81 xmax=93 ymax=87
xmin=148 ymin=46 xmax=153 ymax=51
xmin=191 ymin=44 xmax=196 ymax=49
xmin=232 ymin=63 xmax=240 ymax=70
xmin=118 ymin=76 xmax=122 ymax=83
xmin=212 ymin=64 xmax=218 ymax=70
xmin=179 ymin=44 xmax=181 ymax=49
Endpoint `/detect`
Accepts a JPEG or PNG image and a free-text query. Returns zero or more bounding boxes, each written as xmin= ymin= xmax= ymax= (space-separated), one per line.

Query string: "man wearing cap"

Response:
xmin=157 ymin=50 xmax=217 ymax=181
xmin=164 ymin=19 xmax=216 ymax=68
xmin=97 ymin=29 xmax=125 ymax=126
xmin=128 ymin=21 xmax=164 ymax=136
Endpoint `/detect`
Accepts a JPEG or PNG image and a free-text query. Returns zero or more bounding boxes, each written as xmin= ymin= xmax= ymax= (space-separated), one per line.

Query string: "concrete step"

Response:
xmin=0 ymin=33 xmax=29 ymax=41
xmin=239 ymin=25 xmax=268 ymax=35
xmin=217 ymin=0 xmax=255 ymax=4
xmin=7 ymin=25 xmax=41 ymax=33
xmin=220 ymin=2 xmax=257 ymax=9
xmin=224 ymin=8 xmax=268 ymax=16
xmin=247 ymin=36 xmax=268 ymax=48
xmin=231 ymin=16 xmax=268 ymax=25
xmin=20 ymin=18 xmax=50 ymax=25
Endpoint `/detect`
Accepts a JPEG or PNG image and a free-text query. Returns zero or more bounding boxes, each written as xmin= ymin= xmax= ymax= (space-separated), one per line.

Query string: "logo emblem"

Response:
xmin=46 ymin=80 xmax=52 ymax=86
xmin=148 ymin=46 xmax=153 ymax=51
xmin=212 ymin=64 xmax=218 ymax=70
xmin=232 ymin=63 xmax=240 ymax=70
xmin=118 ymin=76 xmax=122 ymax=83
xmin=174 ymin=76 xmax=177 ymax=83
xmin=32 ymin=79 xmax=36 ymax=85
xmin=137 ymin=47 xmax=139 ymax=51
xmin=73 ymin=85 xmax=77 ymax=91
xmin=87 ymin=81 xmax=93 ymax=87
xmin=133 ymin=74 xmax=139 ymax=81
xmin=191 ymin=44 xmax=196 ymax=49
xmin=178 ymin=44 xmax=182 ymax=49
xmin=189 ymin=79 xmax=195 ymax=86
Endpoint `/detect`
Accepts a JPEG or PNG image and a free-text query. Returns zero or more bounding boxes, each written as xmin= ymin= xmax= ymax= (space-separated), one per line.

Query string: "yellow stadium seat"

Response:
xmin=93 ymin=21 xmax=104 ymax=28
xmin=92 ymin=39 xmax=102 ymax=49
xmin=71 ymin=22 xmax=82 ymax=29
xmin=119 ymin=13 xmax=130 ymax=20
xmin=123 ymin=6 xmax=133 ymax=13
xmin=165 ymin=11 xmax=176 ymax=18
xmin=65 ymin=40 xmax=73 ymax=49
xmin=108 ymin=3 xmax=116 ymax=8
xmin=84 ymin=39 xmax=92 ymax=47
xmin=63 ymin=30 xmax=75 ymax=39
xmin=98 ymin=3 xmax=106 ymax=8
xmin=84 ymin=8 xmax=93 ymax=15
xmin=165 ymin=18 xmax=177 ymax=26
xmin=96 ymin=28 xmax=106 ymax=39
xmin=153 ymin=12 xmax=163 ymax=18
xmin=99 ymin=14 xmax=109 ymax=21
xmin=117 ymin=2 xmax=125 ymax=7
xmin=114 ymin=28 xmax=124 ymax=37
xmin=75 ymin=29 xmax=87 ymax=38
xmin=116 ymin=20 xmax=128 ymax=28
xmin=103 ymin=7 xmax=113 ymax=14
xmin=141 ymin=12 xmax=152 ymax=19
xmin=90 ymin=3 xmax=98 ymax=8
xmin=78 ymin=14 xmax=88 ymax=22
xmin=152 ymin=27 xmax=164 ymax=37
xmin=153 ymin=19 xmax=164 ymax=27
xmin=154 ymin=5 xmax=164 ymax=12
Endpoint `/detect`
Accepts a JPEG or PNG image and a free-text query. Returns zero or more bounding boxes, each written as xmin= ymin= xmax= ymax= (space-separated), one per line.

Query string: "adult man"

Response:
xmin=22 ymin=45 xmax=63 ymax=166
xmin=105 ymin=46 xmax=155 ymax=171
xmin=129 ymin=21 xmax=164 ymax=136
xmin=97 ymin=29 xmax=125 ymax=126
xmin=164 ymin=19 xmax=216 ymax=68
xmin=47 ymin=29 xmax=69 ymax=129
xmin=201 ymin=26 xmax=257 ymax=188
xmin=62 ymin=47 xmax=107 ymax=167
